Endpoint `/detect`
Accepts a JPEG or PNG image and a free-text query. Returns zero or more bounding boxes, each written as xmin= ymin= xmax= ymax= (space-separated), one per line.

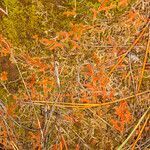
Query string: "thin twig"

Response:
xmin=108 ymin=21 xmax=149 ymax=76
xmin=131 ymin=114 xmax=149 ymax=150
xmin=117 ymin=107 xmax=150 ymax=150
xmin=0 ymin=7 xmax=8 ymax=16
xmin=24 ymin=90 xmax=150 ymax=108
xmin=137 ymin=35 xmax=150 ymax=92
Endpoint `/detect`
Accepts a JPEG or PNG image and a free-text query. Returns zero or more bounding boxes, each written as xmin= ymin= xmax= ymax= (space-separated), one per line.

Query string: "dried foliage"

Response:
xmin=0 ymin=0 xmax=150 ymax=149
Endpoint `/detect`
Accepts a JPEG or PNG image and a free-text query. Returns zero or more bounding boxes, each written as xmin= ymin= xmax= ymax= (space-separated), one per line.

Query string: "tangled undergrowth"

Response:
xmin=0 ymin=0 xmax=150 ymax=149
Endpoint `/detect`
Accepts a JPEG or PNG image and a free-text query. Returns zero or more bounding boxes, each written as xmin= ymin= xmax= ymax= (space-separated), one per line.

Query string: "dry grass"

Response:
xmin=0 ymin=0 xmax=150 ymax=149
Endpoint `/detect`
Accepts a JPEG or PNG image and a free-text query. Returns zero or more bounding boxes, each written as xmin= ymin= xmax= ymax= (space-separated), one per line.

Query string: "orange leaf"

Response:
xmin=127 ymin=11 xmax=137 ymax=22
xmin=83 ymin=83 xmax=95 ymax=90
xmin=58 ymin=31 xmax=70 ymax=41
xmin=90 ymin=8 xmax=98 ymax=20
xmin=32 ymin=34 xmax=39 ymax=39
xmin=40 ymin=38 xmax=55 ymax=45
xmin=75 ymin=144 xmax=80 ymax=150
xmin=98 ymin=0 xmax=109 ymax=11
xmin=86 ymin=64 xmax=94 ymax=76
xmin=63 ymin=11 xmax=76 ymax=17
xmin=0 ymin=71 xmax=8 ymax=81
xmin=61 ymin=135 xmax=68 ymax=150
xmin=49 ymin=42 xmax=64 ymax=50
xmin=118 ymin=0 xmax=129 ymax=7
xmin=52 ymin=144 xmax=58 ymax=150
xmin=99 ymin=4 xmax=116 ymax=12
xmin=70 ymin=40 xmax=81 ymax=50
xmin=111 ymin=119 xmax=125 ymax=133
xmin=64 ymin=115 xmax=74 ymax=122
xmin=80 ymin=98 xmax=90 ymax=103
xmin=59 ymin=141 xmax=63 ymax=150
xmin=1 ymin=48 xmax=10 ymax=56
xmin=101 ymin=88 xmax=107 ymax=99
